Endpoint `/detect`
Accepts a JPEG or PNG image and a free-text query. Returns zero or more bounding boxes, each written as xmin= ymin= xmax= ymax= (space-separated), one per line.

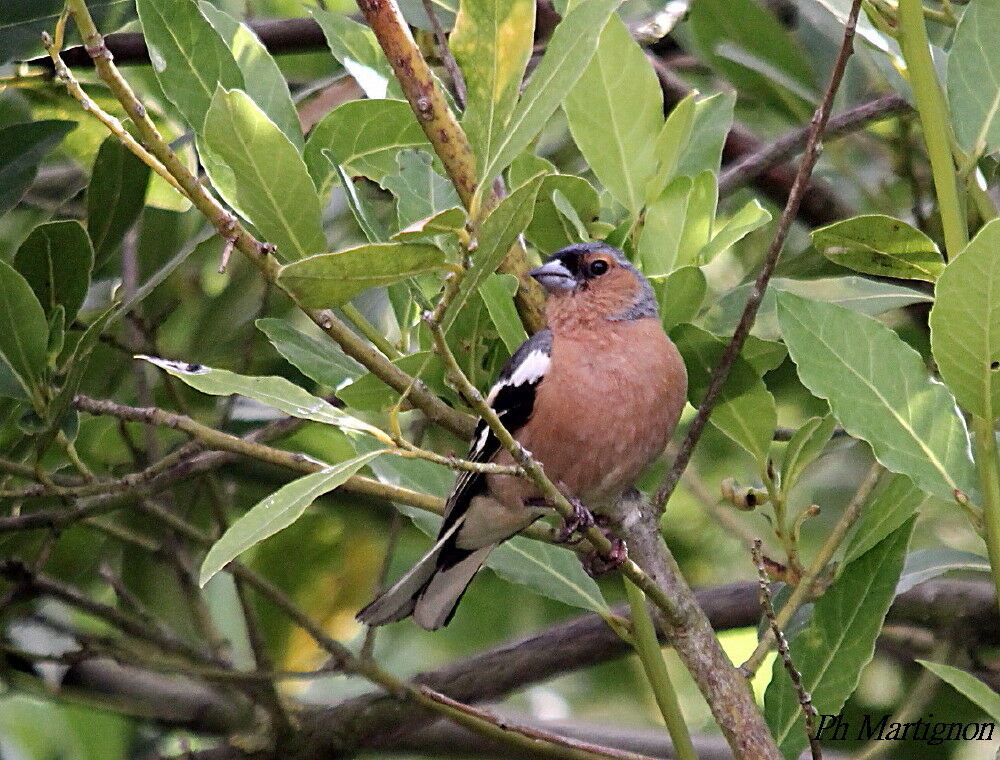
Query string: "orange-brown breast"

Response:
xmin=486 ymin=317 xmax=687 ymax=514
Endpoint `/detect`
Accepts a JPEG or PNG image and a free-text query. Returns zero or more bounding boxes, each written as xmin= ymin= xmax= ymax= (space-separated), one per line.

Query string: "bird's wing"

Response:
xmin=439 ymin=328 xmax=553 ymax=530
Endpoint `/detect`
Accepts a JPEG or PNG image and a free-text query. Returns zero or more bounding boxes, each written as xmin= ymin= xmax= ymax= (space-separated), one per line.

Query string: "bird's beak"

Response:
xmin=529 ymin=260 xmax=576 ymax=291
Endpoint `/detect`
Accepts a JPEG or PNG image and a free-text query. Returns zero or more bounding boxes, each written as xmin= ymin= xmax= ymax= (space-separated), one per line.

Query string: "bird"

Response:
xmin=357 ymin=242 xmax=688 ymax=630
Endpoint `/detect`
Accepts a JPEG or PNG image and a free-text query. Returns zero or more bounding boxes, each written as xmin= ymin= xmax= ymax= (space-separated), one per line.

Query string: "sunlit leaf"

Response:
xmin=813 ymin=214 xmax=943 ymax=282
xmin=314 ymin=10 xmax=392 ymax=99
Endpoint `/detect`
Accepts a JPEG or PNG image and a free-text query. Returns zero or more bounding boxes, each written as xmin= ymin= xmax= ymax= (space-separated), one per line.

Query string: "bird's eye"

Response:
xmin=589 ymin=260 xmax=609 ymax=276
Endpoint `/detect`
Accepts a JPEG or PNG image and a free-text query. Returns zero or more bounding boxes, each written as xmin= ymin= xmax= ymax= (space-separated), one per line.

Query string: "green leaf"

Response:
xmin=338 ymin=351 xmax=447 ymax=410
xmin=137 ymin=0 xmax=243 ymax=130
xmin=699 ymin=199 xmax=772 ymax=264
xmin=451 ymin=0 xmax=534 ymax=176
xmin=896 ymin=548 xmax=991 ymax=595
xmin=14 ymin=221 xmax=94 ymax=322
xmin=507 ymin=152 xmax=556 ymax=189
xmin=674 ymin=92 xmax=735 ymax=178
xmin=688 ymin=0 xmax=815 ymax=119
xmin=304 ymin=100 xmax=430 ymax=196
xmin=639 ymin=171 xmax=717 ymax=274
xmin=382 ymin=150 xmax=462 ymax=231
xmin=813 ymin=214 xmax=944 ymax=282
xmin=1 ymin=0 xmax=132 ymax=64
xmin=929 ymin=218 xmax=1000 ymax=420
xmin=0 ymin=260 xmax=48 ymax=403
xmin=670 ymin=323 xmax=776 ymax=464
xmin=741 ymin=335 xmax=787 ymax=375
xmin=765 ymin=519 xmax=914 ymax=759
xmin=646 ymin=92 xmax=696 ymax=203
xmin=140 ymin=356 xmax=390 ymax=441
xmin=202 ymin=88 xmax=326 ymax=262
xmin=199 ymin=450 xmax=384 ymax=585
xmin=278 ymin=243 xmax=447 ymax=309
xmin=444 ymin=176 xmax=544 ymax=333
xmin=842 ymin=474 xmax=925 ymax=566
xmin=87 ymin=136 xmax=152 ymax=267
xmin=0 ymin=120 xmax=77 ymax=218
xmin=947 ymin=0 xmax=1000 ymax=155
xmin=481 ymin=273 xmax=529 ymax=352
xmin=525 ymin=175 xmax=600 ymax=254
xmin=256 ymin=318 xmax=364 ymax=389
xmin=199 ymin=2 xmax=302 ymax=149
xmin=656 ymin=265 xmax=706 ymax=331
xmin=314 ymin=10 xmax=393 ymax=99
xmin=331 ymin=159 xmax=391 ymax=244
xmin=701 ymin=276 xmax=933 ymax=340
xmin=917 ymin=661 xmax=1000 ymax=722
xmin=476 ymin=0 xmax=622 ymax=193
xmin=779 ymin=414 xmax=836 ymax=492
xmin=777 ymin=292 xmax=975 ymax=502
xmin=563 ymin=14 xmax=662 ymax=215
xmin=392 ymin=207 xmax=467 ymax=242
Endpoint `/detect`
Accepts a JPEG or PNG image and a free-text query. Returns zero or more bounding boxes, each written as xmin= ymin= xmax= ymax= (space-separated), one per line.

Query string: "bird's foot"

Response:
xmin=582 ymin=536 xmax=627 ymax=577
xmin=556 ymin=498 xmax=596 ymax=544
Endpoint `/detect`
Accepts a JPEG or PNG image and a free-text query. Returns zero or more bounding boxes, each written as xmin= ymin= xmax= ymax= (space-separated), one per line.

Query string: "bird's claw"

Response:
xmin=583 ymin=537 xmax=627 ymax=577
xmin=557 ymin=498 xmax=595 ymax=543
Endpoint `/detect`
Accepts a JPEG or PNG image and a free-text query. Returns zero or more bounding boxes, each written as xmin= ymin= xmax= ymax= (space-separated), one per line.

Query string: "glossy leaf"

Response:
xmin=813 ymin=214 xmax=944 ymax=282
xmin=842 ymin=474 xmax=925 ymax=566
xmin=563 ymin=14 xmax=662 ymax=215
xmin=525 ymin=175 xmax=600 ymax=254
xmin=200 ymin=2 xmax=302 ymax=149
xmin=917 ymin=661 xmax=1000 ymax=722
xmin=451 ymin=0 xmax=534 ymax=175
xmin=314 ymin=10 xmax=392 ymax=99
xmin=929 ymin=219 xmax=1000 ymax=419
xmin=0 ymin=260 xmax=48 ymax=402
xmin=444 ymin=176 xmax=543 ymax=333
xmin=948 ymin=0 xmax=1000 ymax=155
xmin=86 ymin=136 xmax=151 ymax=266
xmin=896 ymin=548 xmax=991 ymax=595
xmin=199 ymin=450 xmax=384 ymax=585
xmin=477 ymin=0 xmax=621 ymax=192
xmin=382 ymin=150 xmax=462 ymax=231
xmin=481 ymin=273 xmax=529 ymax=352
xmin=701 ymin=276 xmax=933 ymax=340
xmin=140 ymin=356 xmax=390 ymax=441
xmin=278 ymin=243 xmax=447 ymax=309
xmin=0 ymin=121 xmax=77 ymax=218
xmin=670 ymin=323 xmax=776 ymax=464
xmin=765 ymin=519 xmax=914 ymax=759
xmin=777 ymin=292 xmax=975 ymax=502
xmin=256 ymin=318 xmax=364 ymax=389
xmin=203 ymin=88 xmax=326 ymax=262
xmin=137 ymin=0 xmax=243 ymax=130
xmin=779 ymin=414 xmax=835 ymax=492
xmin=14 ymin=221 xmax=94 ymax=323
xmin=304 ymin=100 xmax=430 ymax=196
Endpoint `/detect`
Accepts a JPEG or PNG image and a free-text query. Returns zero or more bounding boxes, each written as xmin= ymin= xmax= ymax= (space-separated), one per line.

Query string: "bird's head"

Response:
xmin=529 ymin=242 xmax=657 ymax=328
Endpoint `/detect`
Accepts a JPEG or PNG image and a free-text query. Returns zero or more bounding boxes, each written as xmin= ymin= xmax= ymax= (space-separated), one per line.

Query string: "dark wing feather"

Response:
xmin=439 ymin=328 xmax=553 ymax=533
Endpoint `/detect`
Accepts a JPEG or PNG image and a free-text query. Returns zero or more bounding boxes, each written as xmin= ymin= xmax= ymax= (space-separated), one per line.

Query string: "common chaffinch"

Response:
xmin=358 ymin=242 xmax=688 ymax=630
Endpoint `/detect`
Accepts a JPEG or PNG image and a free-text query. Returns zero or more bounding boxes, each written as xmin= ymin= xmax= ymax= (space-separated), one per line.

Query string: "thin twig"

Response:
xmin=751 ymin=540 xmax=821 ymax=760
xmin=654 ymin=0 xmax=865 ymax=513
xmin=420 ymin=0 xmax=467 ymax=107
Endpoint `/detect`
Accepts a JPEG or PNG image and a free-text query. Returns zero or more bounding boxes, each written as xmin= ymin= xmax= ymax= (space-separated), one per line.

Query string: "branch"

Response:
xmin=719 ymin=94 xmax=912 ymax=195
xmin=654 ymin=0 xmax=865 ymax=512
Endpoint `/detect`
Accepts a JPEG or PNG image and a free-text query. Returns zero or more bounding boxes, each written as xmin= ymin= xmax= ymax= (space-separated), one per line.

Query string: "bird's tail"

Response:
xmin=356 ymin=519 xmax=494 ymax=630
